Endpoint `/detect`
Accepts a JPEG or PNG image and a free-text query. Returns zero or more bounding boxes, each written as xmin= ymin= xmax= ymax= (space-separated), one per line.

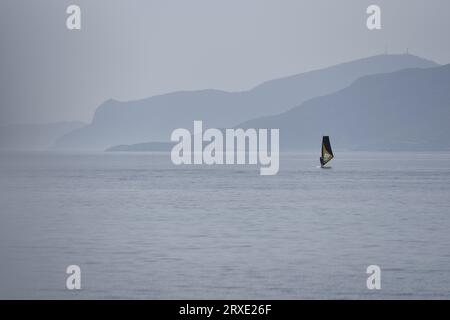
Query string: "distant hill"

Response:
xmin=53 ymin=54 xmax=438 ymax=150
xmin=106 ymin=142 xmax=172 ymax=152
xmin=239 ymin=64 xmax=450 ymax=151
xmin=0 ymin=121 xmax=85 ymax=151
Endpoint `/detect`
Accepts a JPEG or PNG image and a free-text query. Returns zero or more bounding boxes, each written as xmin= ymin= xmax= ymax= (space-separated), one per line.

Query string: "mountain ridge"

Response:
xmin=53 ymin=54 xmax=439 ymax=150
xmin=0 ymin=121 xmax=86 ymax=151
xmin=239 ymin=64 xmax=450 ymax=151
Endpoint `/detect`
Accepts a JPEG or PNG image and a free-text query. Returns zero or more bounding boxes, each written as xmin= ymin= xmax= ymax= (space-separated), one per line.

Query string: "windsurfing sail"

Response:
xmin=320 ymin=136 xmax=334 ymax=167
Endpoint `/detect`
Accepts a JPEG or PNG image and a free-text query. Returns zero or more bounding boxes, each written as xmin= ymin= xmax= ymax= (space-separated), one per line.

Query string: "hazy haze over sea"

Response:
xmin=1 ymin=151 xmax=449 ymax=299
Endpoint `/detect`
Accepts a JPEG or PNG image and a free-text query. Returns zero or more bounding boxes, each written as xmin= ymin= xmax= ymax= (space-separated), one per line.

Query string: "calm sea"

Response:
xmin=1 ymin=151 xmax=449 ymax=299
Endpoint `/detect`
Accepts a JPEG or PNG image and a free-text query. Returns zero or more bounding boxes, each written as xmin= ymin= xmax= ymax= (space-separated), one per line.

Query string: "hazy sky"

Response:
xmin=1 ymin=0 xmax=449 ymax=125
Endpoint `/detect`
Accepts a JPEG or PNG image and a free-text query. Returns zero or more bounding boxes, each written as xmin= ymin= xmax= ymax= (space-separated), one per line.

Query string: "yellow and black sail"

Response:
xmin=320 ymin=136 xmax=334 ymax=167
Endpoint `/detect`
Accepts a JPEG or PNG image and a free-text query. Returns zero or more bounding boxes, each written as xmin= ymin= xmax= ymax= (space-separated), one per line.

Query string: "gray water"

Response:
xmin=0 ymin=152 xmax=450 ymax=299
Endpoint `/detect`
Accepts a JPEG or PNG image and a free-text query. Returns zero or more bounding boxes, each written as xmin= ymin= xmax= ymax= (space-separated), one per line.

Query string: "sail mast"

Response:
xmin=320 ymin=136 xmax=334 ymax=166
